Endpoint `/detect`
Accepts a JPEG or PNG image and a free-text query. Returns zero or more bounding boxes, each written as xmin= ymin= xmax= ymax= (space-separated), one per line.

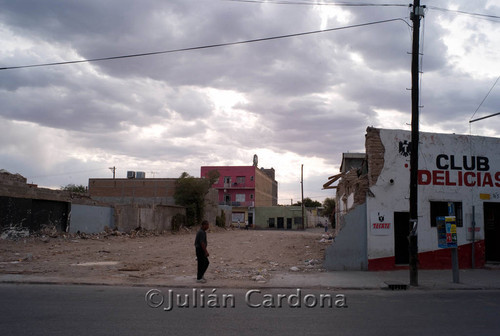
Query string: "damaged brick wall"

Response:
xmin=337 ymin=171 xmax=369 ymax=209
xmin=0 ymin=170 xmax=99 ymax=206
xmin=336 ymin=127 xmax=385 ymax=211
xmin=365 ymin=127 xmax=385 ymax=187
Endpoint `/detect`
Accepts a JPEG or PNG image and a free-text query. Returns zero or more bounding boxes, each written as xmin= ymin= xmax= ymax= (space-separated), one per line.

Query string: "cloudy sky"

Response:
xmin=1 ymin=0 xmax=499 ymax=205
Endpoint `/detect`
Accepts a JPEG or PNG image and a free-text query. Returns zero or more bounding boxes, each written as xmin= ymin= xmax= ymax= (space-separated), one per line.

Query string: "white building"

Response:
xmin=324 ymin=127 xmax=500 ymax=271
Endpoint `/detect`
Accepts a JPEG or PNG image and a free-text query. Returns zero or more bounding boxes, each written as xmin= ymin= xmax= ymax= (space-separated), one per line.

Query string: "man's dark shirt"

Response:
xmin=194 ymin=229 xmax=207 ymax=250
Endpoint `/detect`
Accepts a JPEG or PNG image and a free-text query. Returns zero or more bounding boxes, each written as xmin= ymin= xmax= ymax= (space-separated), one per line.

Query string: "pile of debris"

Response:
xmin=0 ymin=228 xmax=30 ymax=240
xmin=318 ymin=233 xmax=334 ymax=243
xmin=0 ymin=225 xmax=183 ymax=242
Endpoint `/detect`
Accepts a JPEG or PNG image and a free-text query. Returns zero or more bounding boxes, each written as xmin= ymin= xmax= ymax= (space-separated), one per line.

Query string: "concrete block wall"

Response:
xmin=114 ymin=204 xmax=185 ymax=232
xmin=69 ymin=204 xmax=114 ymax=234
xmin=324 ymin=204 xmax=368 ymax=271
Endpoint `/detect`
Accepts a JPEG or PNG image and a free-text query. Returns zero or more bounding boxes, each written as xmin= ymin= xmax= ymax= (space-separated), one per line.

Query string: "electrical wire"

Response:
xmin=225 ymin=0 xmax=500 ymax=21
xmin=0 ymin=18 xmax=408 ymax=71
xmin=223 ymin=0 xmax=408 ymax=7
xmin=469 ymin=75 xmax=500 ymax=121
xmin=427 ymin=5 xmax=500 ymax=21
xmin=225 ymin=0 xmax=500 ymax=20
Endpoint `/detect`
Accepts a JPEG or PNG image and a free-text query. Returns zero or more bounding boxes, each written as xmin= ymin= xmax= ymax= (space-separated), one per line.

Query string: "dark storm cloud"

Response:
xmin=0 ymin=0 xmax=498 ymax=194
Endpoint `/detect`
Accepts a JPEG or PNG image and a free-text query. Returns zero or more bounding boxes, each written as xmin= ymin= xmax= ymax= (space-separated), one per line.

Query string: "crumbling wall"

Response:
xmin=337 ymin=170 xmax=369 ymax=210
xmin=365 ymin=127 xmax=385 ymax=187
xmin=0 ymin=170 xmax=98 ymax=206
xmin=0 ymin=170 xmax=27 ymax=187
xmin=328 ymin=127 xmax=385 ymax=268
xmin=336 ymin=127 xmax=385 ymax=214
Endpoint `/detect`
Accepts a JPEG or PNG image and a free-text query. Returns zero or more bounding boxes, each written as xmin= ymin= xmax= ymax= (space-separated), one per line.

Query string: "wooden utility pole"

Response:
xmin=301 ymin=164 xmax=305 ymax=230
xmin=409 ymin=0 xmax=424 ymax=287
xmin=109 ymin=166 xmax=116 ymax=179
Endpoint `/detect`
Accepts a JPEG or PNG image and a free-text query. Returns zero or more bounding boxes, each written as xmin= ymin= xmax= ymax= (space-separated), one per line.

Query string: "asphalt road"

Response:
xmin=1 ymin=284 xmax=499 ymax=336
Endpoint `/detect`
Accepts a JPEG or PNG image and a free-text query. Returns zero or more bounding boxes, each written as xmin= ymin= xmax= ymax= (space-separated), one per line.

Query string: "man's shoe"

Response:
xmin=196 ymin=278 xmax=207 ymax=283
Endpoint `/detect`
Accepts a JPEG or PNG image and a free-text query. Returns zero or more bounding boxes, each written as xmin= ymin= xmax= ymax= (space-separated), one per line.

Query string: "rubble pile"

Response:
xmin=318 ymin=233 xmax=334 ymax=243
xmin=1 ymin=226 xmax=189 ymax=242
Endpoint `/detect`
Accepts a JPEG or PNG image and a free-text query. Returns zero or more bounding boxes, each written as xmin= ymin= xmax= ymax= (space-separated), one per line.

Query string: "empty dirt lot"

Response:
xmin=0 ymin=227 xmax=333 ymax=286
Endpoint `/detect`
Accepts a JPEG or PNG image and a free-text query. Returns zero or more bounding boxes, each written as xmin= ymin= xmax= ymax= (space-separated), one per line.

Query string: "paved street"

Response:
xmin=1 ymin=284 xmax=500 ymax=336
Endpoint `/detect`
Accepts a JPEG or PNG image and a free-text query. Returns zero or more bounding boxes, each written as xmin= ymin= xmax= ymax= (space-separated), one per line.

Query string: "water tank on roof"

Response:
xmin=127 ymin=171 xmax=136 ymax=179
xmin=136 ymin=171 xmax=146 ymax=179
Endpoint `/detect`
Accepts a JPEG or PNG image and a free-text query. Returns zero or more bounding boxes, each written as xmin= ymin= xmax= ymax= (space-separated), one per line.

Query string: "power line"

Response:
xmin=278 ymin=194 xmax=332 ymax=201
xmin=225 ymin=0 xmax=500 ymax=21
xmin=0 ymin=18 xmax=408 ymax=71
xmin=428 ymin=6 xmax=500 ymax=21
xmin=469 ymin=112 xmax=500 ymax=124
xmin=224 ymin=0 xmax=408 ymax=7
xmin=469 ymin=75 xmax=500 ymax=121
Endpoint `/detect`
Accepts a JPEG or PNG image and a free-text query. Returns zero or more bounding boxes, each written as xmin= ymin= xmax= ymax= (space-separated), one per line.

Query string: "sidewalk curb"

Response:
xmin=2 ymin=273 xmax=500 ymax=291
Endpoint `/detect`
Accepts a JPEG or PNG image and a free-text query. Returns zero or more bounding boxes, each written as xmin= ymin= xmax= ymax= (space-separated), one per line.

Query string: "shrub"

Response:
xmin=174 ymin=171 xmax=219 ymax=227
xmin=216 ymin=210 xmax=226 ymax=228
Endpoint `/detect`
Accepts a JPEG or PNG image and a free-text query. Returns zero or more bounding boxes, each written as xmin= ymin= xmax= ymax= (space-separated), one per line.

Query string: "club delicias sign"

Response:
xmin=418 ymin=154 xmax=500 ymax=188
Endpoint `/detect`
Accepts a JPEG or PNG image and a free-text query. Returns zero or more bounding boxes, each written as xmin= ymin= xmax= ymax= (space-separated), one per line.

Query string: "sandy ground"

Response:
xmin=0 ymin=226 xmax=333 ymax=286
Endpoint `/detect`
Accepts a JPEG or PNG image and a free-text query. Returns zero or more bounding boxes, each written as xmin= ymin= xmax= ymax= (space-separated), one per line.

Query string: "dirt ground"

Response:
xmin=0 ymin=226 xmax=333 ymax=286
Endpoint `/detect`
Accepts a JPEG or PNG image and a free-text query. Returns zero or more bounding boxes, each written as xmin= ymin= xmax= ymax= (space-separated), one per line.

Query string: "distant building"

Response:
xmin=88 ymin=175 xmax=177 ymax=205
xmin=200 ymin=165 xmax=278 ymax=226
xmin=254 ymin=206 xmax=303 ymax=230
xmin=340 ymin=153 xmax=366 ymax=173
xmin=88 ymin=173 xmax=219 ymax=232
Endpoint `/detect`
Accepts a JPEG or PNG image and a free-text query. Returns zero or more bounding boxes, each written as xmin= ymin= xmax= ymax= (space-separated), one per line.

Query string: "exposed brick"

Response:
xmin=336 ymin=127 xmax=384 ymax=211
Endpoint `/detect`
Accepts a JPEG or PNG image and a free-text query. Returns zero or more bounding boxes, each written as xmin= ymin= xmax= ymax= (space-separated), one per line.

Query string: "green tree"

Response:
xmin=174 ymin=170 xmax=220 ymax=226
xmin=323 ymin=197 xmax=336 ymax=228
xmin=61 ymin=184 xmax=87 ymax=193
xmin=293 ymin=197 xmax=322 ymax=207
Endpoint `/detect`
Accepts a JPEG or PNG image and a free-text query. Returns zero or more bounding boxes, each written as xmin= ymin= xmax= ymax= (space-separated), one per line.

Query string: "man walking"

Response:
xmin=194 ymin=220 xmax=210 ymax=283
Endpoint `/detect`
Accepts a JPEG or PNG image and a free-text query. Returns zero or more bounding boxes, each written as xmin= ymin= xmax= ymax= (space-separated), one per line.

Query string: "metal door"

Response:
xmin=485 ymin=202 xmax=500 ymax=262
xmin=394 ymin=212 xmax=410 ymax=265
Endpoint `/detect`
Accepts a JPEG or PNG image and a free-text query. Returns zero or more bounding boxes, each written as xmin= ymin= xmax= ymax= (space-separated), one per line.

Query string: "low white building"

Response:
xmin=324 ymin=127 xmax=500 ymax=271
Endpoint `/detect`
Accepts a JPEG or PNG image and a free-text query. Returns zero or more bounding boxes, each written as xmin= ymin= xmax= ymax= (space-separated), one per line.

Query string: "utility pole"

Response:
xmin=301 ymin=164 xmax=305 ymax=230
xmin=409 ymin=0 xmax=424 ymax=287
xmin=109 ymin=166 xmax=116 ymax=179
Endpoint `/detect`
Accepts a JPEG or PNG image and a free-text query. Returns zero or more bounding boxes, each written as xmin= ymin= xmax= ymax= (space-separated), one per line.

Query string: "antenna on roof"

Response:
xmin=109 ymin=166 xmax=116 ymax=179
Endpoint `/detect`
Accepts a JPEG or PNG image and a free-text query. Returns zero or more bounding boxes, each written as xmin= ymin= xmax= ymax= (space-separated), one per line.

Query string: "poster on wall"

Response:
xmin=437 ymin=216 xmax=457 ymax=248
xmin=370 ymin=211 xmax=392 ymax=235
xmin=232 ymin=212 xmax=245 ymax=223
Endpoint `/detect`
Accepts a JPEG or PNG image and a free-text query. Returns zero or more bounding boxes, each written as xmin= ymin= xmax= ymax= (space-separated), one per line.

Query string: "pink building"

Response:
xmin=200 ymin=165 xmax=278 ymax=226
